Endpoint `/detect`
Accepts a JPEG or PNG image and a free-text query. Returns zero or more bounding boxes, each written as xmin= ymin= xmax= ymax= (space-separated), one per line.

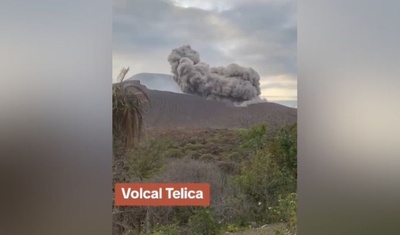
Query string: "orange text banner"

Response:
xmin=114 ymin=183 xmax=210 ymax=206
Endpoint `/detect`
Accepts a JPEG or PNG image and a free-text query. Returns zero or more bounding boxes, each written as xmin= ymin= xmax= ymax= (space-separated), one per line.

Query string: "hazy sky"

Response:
xmin=113 ymin=0 xmax=297 ymax=106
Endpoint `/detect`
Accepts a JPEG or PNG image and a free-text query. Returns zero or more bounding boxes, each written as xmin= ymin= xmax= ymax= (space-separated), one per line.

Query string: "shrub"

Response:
xmin=150 ymin=159 xmax=227 ymax=227
xmin=217 ymin=161 xmax=240 ymax=175
xmin=239 ymin=123 xmax=268 ymax=150
xmin=188 ymin=208 xmax=221 ymax=235
xmin=268 ymin=123 xmax=297 ymax=179
xmin=125 ymin=138 xmax=171 ymax=181
xmin=235 ymin=150 xmax=296 ymax=222
xmin=185 ymin=150 xmax=201 ymax=160
xmin=115 ymin=124 xmax=297 ymax=234
xmin=151 ymin=224 xmax=180 ymax=235
xmin=158 ymin=159 xmax=224 ymax=203
xmin=225 ymin=224 xmax=240 ymax=232
xmin=200 ymin=153 xmax=217 ymax=161
xmin=226 ymin=151 xmax=242 ymax=162
xmin=272 ymin=193 xmax=297 ymax=231
xmin=233 ymin=123 xmax=297 ymax=223
xmin=184 ymin=143 xmax=204 ymax=151
xmin=162 ymin=148 xmax=184 ymax=159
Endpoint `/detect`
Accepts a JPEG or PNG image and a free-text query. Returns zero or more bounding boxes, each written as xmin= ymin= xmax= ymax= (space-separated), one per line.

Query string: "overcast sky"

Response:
xmin=113 ymin=0 xmax=297 ymax=106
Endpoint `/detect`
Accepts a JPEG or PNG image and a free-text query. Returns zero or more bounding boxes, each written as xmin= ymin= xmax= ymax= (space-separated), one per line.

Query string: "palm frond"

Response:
xmin=113 ymin=69 xmax=150 ymax=151
xmin=116 ymin=67 xmax=130 ymax=83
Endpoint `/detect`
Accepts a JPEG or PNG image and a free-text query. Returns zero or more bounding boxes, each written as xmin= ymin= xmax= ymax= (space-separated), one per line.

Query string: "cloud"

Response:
xmin=259 ymin=74 xmax=297 ymax=101
xmin=113 ymin=0 xmax=296 ymax=101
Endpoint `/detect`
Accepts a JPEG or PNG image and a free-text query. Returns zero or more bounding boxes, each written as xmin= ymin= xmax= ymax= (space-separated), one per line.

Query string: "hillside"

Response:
xmin=114 ymin=78 xmax=297 ymax=235
xmin=122 ymin=79 xmax=297 ymax=131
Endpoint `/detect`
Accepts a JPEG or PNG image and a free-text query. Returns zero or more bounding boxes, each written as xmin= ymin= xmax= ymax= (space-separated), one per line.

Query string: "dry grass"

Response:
xmin=227 ymin=223 xmax=290 ymax=235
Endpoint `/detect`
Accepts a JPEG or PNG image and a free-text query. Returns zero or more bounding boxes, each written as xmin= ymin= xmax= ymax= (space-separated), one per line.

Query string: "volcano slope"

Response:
xmin=123 ymin=80 xmax=297 ymax=133
xmin=115 ymin=80 xmax=298 ymax=234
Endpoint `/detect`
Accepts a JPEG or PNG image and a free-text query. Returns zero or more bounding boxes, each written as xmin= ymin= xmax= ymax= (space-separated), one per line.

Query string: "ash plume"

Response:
xmin=167 ymin=45 xmax=261 ymax=103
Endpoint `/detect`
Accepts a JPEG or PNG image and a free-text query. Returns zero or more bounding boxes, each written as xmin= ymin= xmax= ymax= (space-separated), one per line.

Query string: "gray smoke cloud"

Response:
xmin=167 ymin=45 xmax=261 ymax=103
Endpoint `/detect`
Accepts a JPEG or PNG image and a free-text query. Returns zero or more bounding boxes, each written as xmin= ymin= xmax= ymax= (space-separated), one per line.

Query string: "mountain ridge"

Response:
xmin=121 ymin=78 xmax=296 ymax=131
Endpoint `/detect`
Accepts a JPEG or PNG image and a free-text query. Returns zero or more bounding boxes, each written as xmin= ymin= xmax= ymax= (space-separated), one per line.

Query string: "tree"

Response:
xmin=112 ymin=67 xmax=151 ymax=235
xmin=112 ymin=67 xmax=150 ymax=181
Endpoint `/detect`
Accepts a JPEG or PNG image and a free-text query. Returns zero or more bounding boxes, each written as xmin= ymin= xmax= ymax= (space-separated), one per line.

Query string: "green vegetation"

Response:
xmin=114 ymin=123 xmax=297 ymax=235
xmin=125 ymin=138 xmax=172 ymax=181
xmin=199 ymin=153 xmax=217 ymax=161
xmin=272 ymin=192 xmax=297 ymax=233
xmin=161 ymin=148 xmax=184 ymax=159
xmin=150 ymin=224 xmax=179 ymax=235
xmin=188 ymin=208 xmax=221 ymax=235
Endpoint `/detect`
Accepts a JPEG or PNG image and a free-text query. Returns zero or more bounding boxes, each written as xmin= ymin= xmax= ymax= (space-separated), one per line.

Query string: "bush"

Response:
xmin=162 ymin=148 xmax=184 ymax=159
xmin=217 ymin=161 xmax=240 ymax=175
xmin=200 ymin=153 xmax=217 ymax=161
xmin=150 ymin=159 xmax=227 ymax=227
xmin=151 ymin=224 xmax=180 ymax=235
xmin=269 ymin=123 xmax=297 ymax=178
xmin=236 ymin=151 xmax=296 ymax=222
xmin=114 ymin=124 xmax=297 ymax=234
xmin=184 ymin=143 xmax=204 ymax=151
xmin=272 ymin=193 xmax=297 ymax=231
xmin=185 ymin=150 xmax=201 ymax=160
xmin=225 ymin=224 xmax=240 ymax=232
xmin=188 ymin=208 xmax=221 ymax=235
xmin=226 ymin=151 xmax=242 ymax=162
xmin=125 ymin=138 xmax=171 ymax=181
xmin=157 ymin=159 xmax=225 ymax=205
xmin=235 ymin=124 xmax=297 ymax=223
xmin=239 ymin=123 xmax=268 ymax=150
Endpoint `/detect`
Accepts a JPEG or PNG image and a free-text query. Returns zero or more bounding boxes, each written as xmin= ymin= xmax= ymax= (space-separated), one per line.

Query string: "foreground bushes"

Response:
xmin=188 ymin=208 xmax=221 ymax=235
xmin=115 ymin=123 xmax=297 ymax=234
xmin=273 ymin=193 xmax=297 ymax=230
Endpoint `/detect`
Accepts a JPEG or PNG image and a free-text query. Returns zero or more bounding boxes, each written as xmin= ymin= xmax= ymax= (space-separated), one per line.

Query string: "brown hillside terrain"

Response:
xmin=123 ymin=80 xmax=297 ymax=131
